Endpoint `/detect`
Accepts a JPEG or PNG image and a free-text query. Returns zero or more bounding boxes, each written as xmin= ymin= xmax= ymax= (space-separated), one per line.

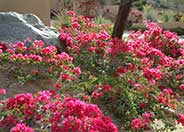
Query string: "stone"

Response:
xmin=0 ymin=12 xmax=61 ymax=49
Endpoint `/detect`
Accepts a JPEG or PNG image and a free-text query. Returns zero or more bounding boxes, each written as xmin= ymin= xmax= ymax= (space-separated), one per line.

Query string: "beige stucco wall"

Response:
xmin=50 ymin=0 xmax=64 ymax=12
xmin=0 ymin=0 xmax=50 ymax=25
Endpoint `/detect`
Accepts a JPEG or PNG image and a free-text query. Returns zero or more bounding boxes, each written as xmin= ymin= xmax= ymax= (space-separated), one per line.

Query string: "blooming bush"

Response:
xmin=0 ymin=40 xmax=77 ymax=91
xmin=0 ymin=91 xmax=117 ymax=131
xmin=58 ymin=11 xmax=184 ymax=131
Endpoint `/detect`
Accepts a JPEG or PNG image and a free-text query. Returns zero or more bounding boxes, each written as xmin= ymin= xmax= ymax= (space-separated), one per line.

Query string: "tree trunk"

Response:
xmin=112 ymin=0 xmax=133 ymax=39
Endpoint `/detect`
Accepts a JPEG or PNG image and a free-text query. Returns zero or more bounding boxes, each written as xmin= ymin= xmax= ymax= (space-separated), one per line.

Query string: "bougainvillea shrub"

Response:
xmin=0 ymin=40 xmax=78 ymax=95
xmin=0 ymin=90 xmax=118 ymax=131
xmin=58 ymin=11 xmax=184 ymax=131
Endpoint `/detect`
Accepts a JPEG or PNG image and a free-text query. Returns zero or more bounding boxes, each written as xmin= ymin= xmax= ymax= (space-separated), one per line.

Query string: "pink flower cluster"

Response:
xmin=143 ymin=67 xmax=163 ymax=82
xmin=131 ymin=112 xmax=152 ymax=130
xmin=143 ymin=21 xmax=182 ymax=58
xmin=91 ymin=84 xmax=112 ymax=98
xmin=51 ymin=98 xmax=118 ymax=132
xmin=157 ymin=88 xmax=176 ymax=108
xmin=12 ymin=42 xmax=27 ymax=52
xmin=0 ymin=88 xmax=6 ymax=95
xmin=10 ymin=123 xmax=34 ymax=132
xmin=0 ymin=91 xmax=118 ymax=132
xmin=177 ymin=114 xmax=184 ymax=126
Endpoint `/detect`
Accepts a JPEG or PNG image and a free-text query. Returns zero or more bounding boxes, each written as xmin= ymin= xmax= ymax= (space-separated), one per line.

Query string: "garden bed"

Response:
xmin=0 ymin=11 xmax=184 ymax=132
